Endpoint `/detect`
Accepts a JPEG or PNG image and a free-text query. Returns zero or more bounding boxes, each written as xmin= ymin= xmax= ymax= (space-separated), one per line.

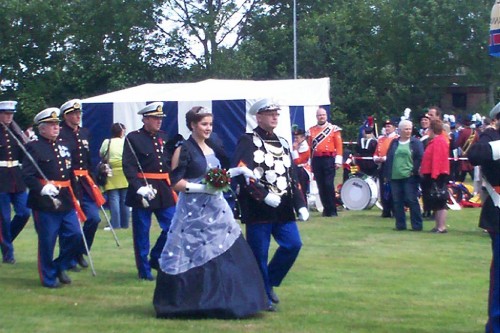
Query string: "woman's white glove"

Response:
xmin=41 ymin=183 xmax=59 ymax=197
xmin=228 ymin=166 xmax=256 ymax=184
xmin=185 ymin=182 xmax=219 ymax=195
xmin=137 ymin=185 xmax=156 ymax=200
xmin=298 ymin=207 xmax=309 ymax=221
xmin=264 ymin=193 xmax=281 ymax=208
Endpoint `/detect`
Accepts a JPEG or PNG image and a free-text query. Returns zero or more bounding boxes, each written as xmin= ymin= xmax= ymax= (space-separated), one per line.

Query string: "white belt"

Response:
xmin=483 ymin=177 xmax=500 ymax=208
xmin=0 ymin=160 xmax=20 ymax=167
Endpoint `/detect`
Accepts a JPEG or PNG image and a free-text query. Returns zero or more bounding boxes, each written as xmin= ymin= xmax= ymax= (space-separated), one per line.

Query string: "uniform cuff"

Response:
xmin=291 ymin=150 xmax=299 ymax=160
xmin=335 ymin=155 xmax=343 ymax=165
xmin=489 ymin=140 xmax=500 ymax=160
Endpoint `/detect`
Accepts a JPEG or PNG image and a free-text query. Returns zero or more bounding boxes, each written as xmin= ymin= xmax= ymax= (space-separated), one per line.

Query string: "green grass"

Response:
xmin=0 ymin=207 xmax=491 ymax=333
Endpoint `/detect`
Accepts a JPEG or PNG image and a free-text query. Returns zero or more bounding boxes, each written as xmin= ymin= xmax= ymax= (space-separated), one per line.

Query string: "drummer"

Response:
xmin=354 ymin=126 xmax=378 ymax=177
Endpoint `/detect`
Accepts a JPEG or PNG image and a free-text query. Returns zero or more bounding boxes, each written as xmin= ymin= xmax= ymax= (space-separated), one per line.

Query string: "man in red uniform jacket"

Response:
xmin=306 ymin=107 xmax=343 ymax=217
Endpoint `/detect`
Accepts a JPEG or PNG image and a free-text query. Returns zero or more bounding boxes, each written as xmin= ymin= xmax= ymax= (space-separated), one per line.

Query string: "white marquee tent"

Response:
xmin=82 ymin=78 xmax=331 ymax=163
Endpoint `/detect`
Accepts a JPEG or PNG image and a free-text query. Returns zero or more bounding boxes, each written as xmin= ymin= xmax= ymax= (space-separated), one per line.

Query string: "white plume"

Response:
xmin=403 ymin=108 xmax=411 ymax=120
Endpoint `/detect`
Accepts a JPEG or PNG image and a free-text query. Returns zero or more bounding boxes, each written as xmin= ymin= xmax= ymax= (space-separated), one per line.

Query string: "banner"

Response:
xmin=490 ymin=0 xmax=500 ymax=57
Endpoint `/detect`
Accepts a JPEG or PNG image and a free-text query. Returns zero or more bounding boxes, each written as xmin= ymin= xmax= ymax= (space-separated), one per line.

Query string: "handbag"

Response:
xmin=429 ymin=181 xmax=448 ymax=201
xmin=96 ymin=139 xmax=112 ymax=186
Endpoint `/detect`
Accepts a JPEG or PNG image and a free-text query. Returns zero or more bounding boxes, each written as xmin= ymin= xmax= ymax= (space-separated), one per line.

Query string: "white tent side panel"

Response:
xmin=82 ymin=78 xmax=331 ymax=165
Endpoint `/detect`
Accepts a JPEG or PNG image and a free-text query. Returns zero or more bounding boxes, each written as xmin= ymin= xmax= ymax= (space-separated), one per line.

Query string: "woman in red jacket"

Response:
xmin=420 ymin=119 xmax=450 ymax=233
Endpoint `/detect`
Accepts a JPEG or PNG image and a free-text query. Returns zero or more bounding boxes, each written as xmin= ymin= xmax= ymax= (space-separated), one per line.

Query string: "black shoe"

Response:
xmin=381 ymin=213 xmax=392 ymax=218
xmin=139 ymin=274 xmax=154 ymax=281
xmin=270 ymin=288 xmax=280 ymax=304
xmin=266 ymin=303 xmax=277 ymax=312
xmin=44 ymin=281 xmax=62 ymax=289
xmin=68 ymin=265 xmax=81 ymax=272
xmin=57 ymin=271 xmax=72 ymax=284
xmin=2 ymin=258 xmax=16 ymax=264
xmin=77 ymin=254 xmax=88 ymax=268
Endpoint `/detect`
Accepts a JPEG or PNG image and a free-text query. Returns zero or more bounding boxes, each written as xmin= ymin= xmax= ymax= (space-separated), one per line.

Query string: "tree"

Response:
xmin=0 ymin=0 xmax=181 ymax=128
xmin=233 ymin=0 xmax=499 ymax=139
xmin=154 ymin=0 xmax=260 ymax=76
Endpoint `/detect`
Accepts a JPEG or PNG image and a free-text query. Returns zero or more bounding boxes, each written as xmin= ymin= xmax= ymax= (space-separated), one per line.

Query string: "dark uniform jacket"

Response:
xmin=58 ymin=122 xmax=93 ymax=198
xmin=0 ymin=123 xmax=26 ymax=193
xmin=468 ymin=127 xmax=500 ymax=232
xmin=232 ymin=126 xmax=306 ymax=224
xmin=122 ymin=127 xmax=176 ymax=209
xmin=354 ymin=137 xmax=378 ymax=177
xmin=22 ymin=136 xmax=78 ymax=212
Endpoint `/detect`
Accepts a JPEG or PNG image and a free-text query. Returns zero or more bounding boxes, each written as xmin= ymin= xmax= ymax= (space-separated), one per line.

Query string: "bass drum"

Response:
xmin=340 ymin=176 xmax=378 ymax=210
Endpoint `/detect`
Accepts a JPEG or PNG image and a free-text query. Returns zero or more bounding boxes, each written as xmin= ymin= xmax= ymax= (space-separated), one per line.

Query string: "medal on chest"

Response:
xmin=252 ymin=133 xmax=291 ymax=195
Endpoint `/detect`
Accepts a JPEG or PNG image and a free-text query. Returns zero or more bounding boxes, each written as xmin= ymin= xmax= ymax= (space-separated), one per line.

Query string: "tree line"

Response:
xmin=1 ymin=0 xmax=498 ymax=139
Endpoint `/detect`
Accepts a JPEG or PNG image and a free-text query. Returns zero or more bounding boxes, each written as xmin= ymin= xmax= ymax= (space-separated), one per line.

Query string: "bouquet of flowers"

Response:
xmin=203 ymin=167 xmax=231 ymax=192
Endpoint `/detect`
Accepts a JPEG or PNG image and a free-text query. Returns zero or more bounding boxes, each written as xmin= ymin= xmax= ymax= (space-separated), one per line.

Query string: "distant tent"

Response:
xmin=490 ymin=0 xmax=500 ymax=56
xmin=82 ymin=78 xmax=331 ymax=164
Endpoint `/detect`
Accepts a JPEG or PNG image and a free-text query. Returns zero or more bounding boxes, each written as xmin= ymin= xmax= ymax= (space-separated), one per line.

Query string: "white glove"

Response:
xmin=228 ymin=166 xmax=256 ymax=185
xmin=298 ymin=207 xmax=310 ymax=221
xmin=264 ymin=193 xmax=281 ymax=208
xmin=41 ymin=183 xmax=59 ymax=197
xmin=185 ymin=182 xmax=219 ymax=195
xmin=137 ymin=185 xmax=156 ymax=200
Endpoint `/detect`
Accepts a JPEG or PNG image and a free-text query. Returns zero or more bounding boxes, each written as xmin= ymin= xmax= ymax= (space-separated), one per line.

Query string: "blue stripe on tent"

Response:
xmin=83 ymin=102 xmax=113 ymax=167
xmin=212 ymin=99 xmax=246 ymax=157
xmin=289 ymin=106 xmax=305 ymax=136
xmin=161 ymin=101 xmax=179 ymax=138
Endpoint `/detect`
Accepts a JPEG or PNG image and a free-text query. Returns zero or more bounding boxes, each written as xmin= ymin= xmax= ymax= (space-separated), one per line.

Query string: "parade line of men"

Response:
xmin=1 ymin=98 xmax=499 ymax=330
xmin=0 ymin=98 xmax=312 ymax=293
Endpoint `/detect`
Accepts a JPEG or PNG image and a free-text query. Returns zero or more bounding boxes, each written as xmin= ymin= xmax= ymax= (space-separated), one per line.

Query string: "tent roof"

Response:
xmin=83 ymin=78 xmax=330 ymax=106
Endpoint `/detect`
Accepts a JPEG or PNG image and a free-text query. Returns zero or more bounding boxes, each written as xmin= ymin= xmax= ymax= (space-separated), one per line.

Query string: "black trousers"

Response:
xmin=379 ymin=163 xmax=393 ymax=217
xmin=311 ymin=156 xmax=337 ymax=216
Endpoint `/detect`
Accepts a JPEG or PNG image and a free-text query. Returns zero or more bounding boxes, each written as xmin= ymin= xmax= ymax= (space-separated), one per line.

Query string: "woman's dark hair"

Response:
xmin=111 ymin=123 xmax=125 ymax=138
xmin=430 ymin=119 xmax=443 ymax=135
xmin=185 ymin=107 xmax=212 ymax=131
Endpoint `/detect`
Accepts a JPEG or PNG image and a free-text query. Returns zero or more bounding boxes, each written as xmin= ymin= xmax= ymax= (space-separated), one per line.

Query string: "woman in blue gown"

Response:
xmin=153 ymin=106 xmax=267 ymax=318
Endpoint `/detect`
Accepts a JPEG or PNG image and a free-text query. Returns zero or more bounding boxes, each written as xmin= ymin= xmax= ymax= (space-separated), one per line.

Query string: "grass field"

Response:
xmin=0 ymin=206 xmax=491 ymax=333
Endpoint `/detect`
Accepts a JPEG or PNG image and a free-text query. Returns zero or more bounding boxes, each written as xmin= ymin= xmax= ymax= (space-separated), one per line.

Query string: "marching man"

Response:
xmin=233 ymin=99 xmax=309 ymax=311
xmin=58 ymin=99 xmax=105 ymax=270
xmin=122 ymin=102 xmax=177 ymax=281
xmin=22 ymin=108 xmax=83 ymax=288
xmin=0 ymin=101 xmax=30 ymax=264
xmin=468 ymin=102 xmax=500 ymax=333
